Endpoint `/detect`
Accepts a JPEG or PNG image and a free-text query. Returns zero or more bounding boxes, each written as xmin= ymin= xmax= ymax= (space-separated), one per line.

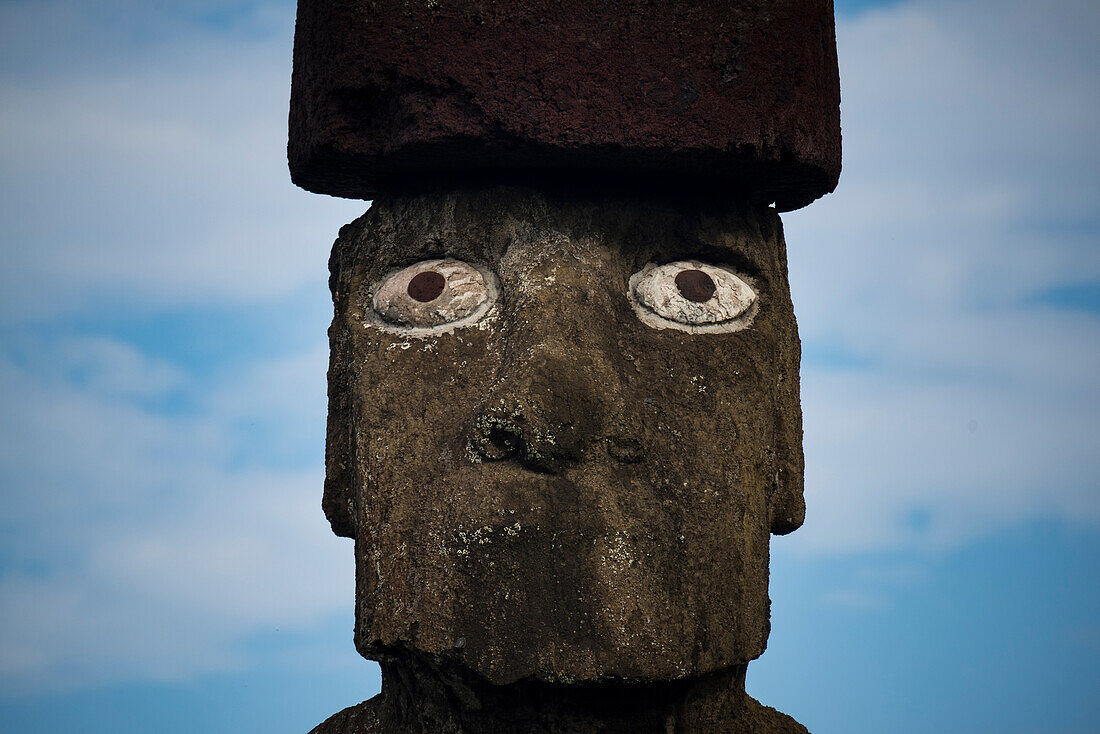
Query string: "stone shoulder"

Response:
xmin=308 ymin=698 xmax=383 ymax=734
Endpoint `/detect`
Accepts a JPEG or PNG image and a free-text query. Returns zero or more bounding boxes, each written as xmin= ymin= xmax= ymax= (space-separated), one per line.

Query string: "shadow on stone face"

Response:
xmin=310 ymin=654 xmax=808 ymax=733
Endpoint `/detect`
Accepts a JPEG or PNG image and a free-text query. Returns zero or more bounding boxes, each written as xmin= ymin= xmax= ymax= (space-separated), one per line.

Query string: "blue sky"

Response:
xmin=0 ymin=0 xmax=1096 ymax=732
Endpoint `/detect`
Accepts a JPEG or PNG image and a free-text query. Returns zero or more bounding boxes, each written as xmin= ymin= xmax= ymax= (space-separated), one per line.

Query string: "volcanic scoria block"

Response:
xmin=288 ymin=0 xmax=841 ymax=210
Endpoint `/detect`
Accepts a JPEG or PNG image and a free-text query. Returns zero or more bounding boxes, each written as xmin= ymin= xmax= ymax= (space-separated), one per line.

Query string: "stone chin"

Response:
xmin=350 ymin=464 xmax=773 ymax=686
xmin=324 ymin=186 xmax=805 ymax=687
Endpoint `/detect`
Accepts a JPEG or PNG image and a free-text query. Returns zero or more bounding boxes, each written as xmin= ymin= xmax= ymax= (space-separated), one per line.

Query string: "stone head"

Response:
xmin=323 ymin=185 xmax=805 ymax=686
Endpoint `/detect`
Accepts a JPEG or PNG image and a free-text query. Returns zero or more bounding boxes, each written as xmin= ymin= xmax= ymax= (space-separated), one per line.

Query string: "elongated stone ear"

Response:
xmin=323 ymin=359 xmax=357 ymax=538
xmin=322 ymin=233 xmax=358 ymax=539
xmin=766 ymin=211 xmax=806 ymax=536
xmin=770 ymin=448 xmax=806 ymax=536
xmin=322 ymin=428 xmax=356 ymax=538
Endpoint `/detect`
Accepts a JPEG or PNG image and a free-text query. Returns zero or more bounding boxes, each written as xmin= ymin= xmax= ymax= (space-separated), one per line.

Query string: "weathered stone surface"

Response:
xmin=289 ymin=0 xmax=841 ymax=211
xmin=323 ymin=187 xmax=805 ymax=713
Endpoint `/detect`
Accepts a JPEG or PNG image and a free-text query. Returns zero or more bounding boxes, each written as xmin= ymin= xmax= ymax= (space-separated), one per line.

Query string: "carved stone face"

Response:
xmin=325 ymin=187 xmax=804 ymax=686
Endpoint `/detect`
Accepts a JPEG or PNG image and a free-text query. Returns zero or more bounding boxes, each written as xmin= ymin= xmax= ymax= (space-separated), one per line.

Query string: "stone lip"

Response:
xmin=289 ymin=0 xmax=841 ymax=211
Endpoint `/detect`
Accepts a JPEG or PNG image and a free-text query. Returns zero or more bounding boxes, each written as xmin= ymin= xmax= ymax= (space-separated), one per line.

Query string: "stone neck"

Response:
xmin=374 ymin=652 xmax=759 ymax=734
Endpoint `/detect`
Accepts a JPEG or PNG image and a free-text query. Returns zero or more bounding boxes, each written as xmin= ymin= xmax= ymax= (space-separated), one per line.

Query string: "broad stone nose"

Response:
xmin=470 ymin=347 xmax=608 ymax=474
xmin=468 ymin=242 xmax=630 ymax=472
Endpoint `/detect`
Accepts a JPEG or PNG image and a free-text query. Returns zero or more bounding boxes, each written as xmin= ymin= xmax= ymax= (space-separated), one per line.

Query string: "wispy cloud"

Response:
xmin=781 ymin=0 xmax=1100 ymax=553
xmin=0 ymin=0 xmax=361 ymax=694
xmin=0 ymin=335 xmax=351 ymax=695
xmin=0 ymin=0 xmax=362 ymax=320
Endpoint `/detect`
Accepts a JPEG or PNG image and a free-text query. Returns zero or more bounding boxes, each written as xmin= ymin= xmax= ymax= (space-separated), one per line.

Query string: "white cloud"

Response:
xmin=0 ymin=0 xmax=361 ymax=686
xmin=0 ymin=337 xmax=353 ymax=695
xmin=49 ymin=336 xmax=186 ymax=399
xmin=0 ymin=473 xmax=354 ymax=695
xmin=0 ymin=0 xmax=364 ymax=320
xmin=779 ymin=0 xmax=1100 ymax=553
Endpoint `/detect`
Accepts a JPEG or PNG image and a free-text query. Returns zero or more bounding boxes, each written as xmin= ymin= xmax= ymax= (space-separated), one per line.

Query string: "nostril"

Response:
xmin=470 ymin=410 xmax=523 ymax=462
xmin=484 ymin=428 xmax=519 ymax=460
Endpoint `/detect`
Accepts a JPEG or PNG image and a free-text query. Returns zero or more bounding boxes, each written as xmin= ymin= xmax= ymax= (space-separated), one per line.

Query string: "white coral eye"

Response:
xmin=629 ymin=261 xmax=757 ymax=333
xmin=370 ymin=259 xmax=498 ymax=334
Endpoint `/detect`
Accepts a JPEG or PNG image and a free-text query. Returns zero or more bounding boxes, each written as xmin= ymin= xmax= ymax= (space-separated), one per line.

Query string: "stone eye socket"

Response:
xmin=629 ymin=260 xmax=757 ymax=332
xmin=371 ymin=259 xmax=497 ymax=332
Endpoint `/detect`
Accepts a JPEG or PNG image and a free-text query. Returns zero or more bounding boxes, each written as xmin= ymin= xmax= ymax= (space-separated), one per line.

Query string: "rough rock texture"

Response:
xmin=309 ymin=657 xmax=808 ymax=733
xmin=289 ymin=0 xmax=841 ymax=211
xmin=322 ymin=186 xmax=805 ymax=729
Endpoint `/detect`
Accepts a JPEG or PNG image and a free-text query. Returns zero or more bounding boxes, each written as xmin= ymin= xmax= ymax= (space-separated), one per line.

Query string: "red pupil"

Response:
xmin=407 ymin=271 xmax=446 ymax=302
xmin=675 ymin=269 xmax=717 ymax=302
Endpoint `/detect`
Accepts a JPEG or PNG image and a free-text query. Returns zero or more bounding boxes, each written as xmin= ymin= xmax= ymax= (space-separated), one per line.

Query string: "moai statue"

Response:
xmin=289 ymin=2 xmax=840 ymax=732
